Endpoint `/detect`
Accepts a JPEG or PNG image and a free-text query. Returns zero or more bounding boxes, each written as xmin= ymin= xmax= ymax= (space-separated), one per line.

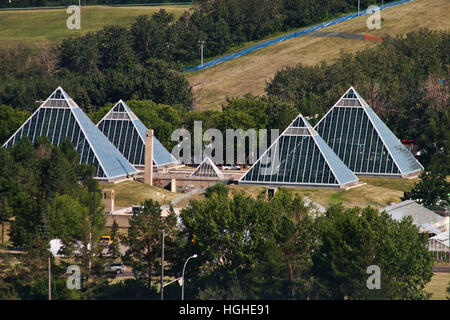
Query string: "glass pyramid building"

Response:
xmin=239 ymin=114 xmax=359 ymax=188
xmin=190 ymin=156 xmax=224 ymax=178
xmin=2 ymin=87 xmax=137 ymax=180
xmin=97 ymin=100 xmax=178 ymax=168
xmin=314 ymin=87 xmax=423 ymax=177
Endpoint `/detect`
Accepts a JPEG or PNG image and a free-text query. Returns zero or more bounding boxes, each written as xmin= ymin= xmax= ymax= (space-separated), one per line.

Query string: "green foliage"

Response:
xmin=179 ymin=187 xmax=318 ymax=299
xmin=410 ymin=172 xmax=450 ymax=208
xmin=121 ymin=199 xmax=177 ymax=289
xmin=0 ymin=1 xmax=395 ymax=111
xmin=3 ymin=136 xmax=105 ymax=252
xmin=0 ymin=105 xmax=30 ymax=145
xmin=91 ymin=278 xmax=159 ymax=300
xmin=204 ymin=183 xmax=229 ymax=198
xmin=0 ymin=0 xmax=188 ymax=8
xmin=312 ymin=204 xmax=434 ymax=300
xmin=108 ymin=220 xmax=121 ymax=259
xmin=175 ymin=187 xmax=435 ymax=300
xmin=447 ymin=282 xmax=450 ymax=300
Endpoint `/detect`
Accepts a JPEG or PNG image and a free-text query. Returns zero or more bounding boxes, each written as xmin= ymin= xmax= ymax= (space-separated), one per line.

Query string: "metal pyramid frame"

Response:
xmin=97 ymin=100 xmax=178 ymax=168
xmin=190 ymin=156 xmax=224 ymax=178
xmin=2 ymin=87 xmax=137 ymax=180
xmin=314 ymin=86 xmax=423 ymax=177
xmin=239 ymin=113 xmax=359 ymax=188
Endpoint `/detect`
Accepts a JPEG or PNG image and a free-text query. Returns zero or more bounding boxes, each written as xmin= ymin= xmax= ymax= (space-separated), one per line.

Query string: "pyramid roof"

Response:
xmin=97 ymin=100 xmax=178 ymax=167
xmin=3 ymin=87 xmax=137 ymax=180
xmin=314 ymin=87 xmax=423 ymax=176
xmin=190 ymin=156 xmax=224 ymax=178
xmin=239 ymin=114 xmax=359 ymax=188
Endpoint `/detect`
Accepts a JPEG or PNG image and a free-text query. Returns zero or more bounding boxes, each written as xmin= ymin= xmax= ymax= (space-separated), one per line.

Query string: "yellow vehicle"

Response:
xmin=99 ymin=236 xmax=113 ymax=246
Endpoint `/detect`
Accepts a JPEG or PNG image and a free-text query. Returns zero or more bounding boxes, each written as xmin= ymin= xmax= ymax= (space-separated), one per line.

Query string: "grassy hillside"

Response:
xmin=0 ymin=4 xmax=190 ymax=43
xmin=187 ymin=0 xmax=450 ymax=110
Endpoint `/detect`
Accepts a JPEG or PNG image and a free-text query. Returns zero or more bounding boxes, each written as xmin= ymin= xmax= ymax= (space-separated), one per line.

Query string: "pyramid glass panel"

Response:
xmin=97 ymin=100 xmax=178 ymax=167
xmin=315 ymin=87 xmax=423 ymax=177
xmin=239 ymin=114 xmax=359 ymax=188
xmin=2 ymin=87 xmax=137 ymax=180
xmin=191 ymin=157 xmax=223 ymax=178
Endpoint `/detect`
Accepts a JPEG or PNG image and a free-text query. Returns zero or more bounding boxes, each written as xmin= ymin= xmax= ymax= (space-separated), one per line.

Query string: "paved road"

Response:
xmin=432 ymin=265 xmax=450 ymax=273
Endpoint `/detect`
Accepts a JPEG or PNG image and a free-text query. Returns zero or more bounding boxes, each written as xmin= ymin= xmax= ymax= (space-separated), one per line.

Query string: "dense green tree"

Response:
xmin=0 ymin=105 xmax=30 ymax=145
xmin=179 ymin=187 xmax=318 ymax=299
xmin=312 ymin=204 xmax=434 ymax=300
xmin=410 ymin=172 xmax=450 ymax=208
xmin=108 ymin=220 xmax=121 ymax=259
xmin=122 ymin=199 xmax=177 ymax=289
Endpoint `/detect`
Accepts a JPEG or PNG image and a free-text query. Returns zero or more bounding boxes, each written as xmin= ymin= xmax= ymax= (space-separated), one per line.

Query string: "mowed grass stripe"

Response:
xmin=0 ymin=5 xmax=190 ymax=42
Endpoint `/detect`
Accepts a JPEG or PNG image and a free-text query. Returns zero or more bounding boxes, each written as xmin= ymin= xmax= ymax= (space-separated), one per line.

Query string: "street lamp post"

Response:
xmin=198 ymin=40 xmax=205 ymax=66
xmin=48 ymin=257 xmax=52 ymax=300
xmin=181 ymin=254 xmax=198 ymax=300
xmin=161 ymin=230 xmax=165 ymax=300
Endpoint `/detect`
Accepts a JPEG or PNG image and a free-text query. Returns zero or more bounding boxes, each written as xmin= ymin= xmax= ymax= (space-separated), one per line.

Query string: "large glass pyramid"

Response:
xmin=2 ymin=87 xmax=137 ymax=180
xmin=314 ymin=87 xmax=423 ymax=177
xmin=97 ymin=100 xmax=178 ymax=168
xmin=190 ymin=156 xmax=224 ymax=178
xmin=239 ymin=114 xmax=359 ymax=188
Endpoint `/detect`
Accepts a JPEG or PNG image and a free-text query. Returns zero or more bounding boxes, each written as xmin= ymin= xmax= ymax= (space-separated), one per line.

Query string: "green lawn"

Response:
xmin=99 ymin=180 xmax=178 ymax=208
xmin=426 ymin=273 xmax=450 ymax=300
xmin=230 ymin=176 xmax=418 ymax=210
xmin=0 ymin=5 xmax=190 ymax=43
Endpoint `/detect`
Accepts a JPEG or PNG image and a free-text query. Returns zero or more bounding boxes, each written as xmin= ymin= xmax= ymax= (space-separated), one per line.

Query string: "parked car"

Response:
xmin=222 ymin=164 xmax=241 ymax=170
xmin=104 ymin=262 xmax=125 ymax=274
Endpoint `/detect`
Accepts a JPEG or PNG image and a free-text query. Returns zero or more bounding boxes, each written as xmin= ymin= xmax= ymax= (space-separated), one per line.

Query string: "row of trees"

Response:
xmin=79 ymin=185 xmax=434 ymax=300
xmin=0 ymin=41 xmax=193 ymax=111
xmin=58 ymin=1 xmax=385 ymax=68
xmin=0 ymin=136 xmax=108 ymax=299
xmin=1 ymin=1 xmax=385 ymax=109
xmin=0 ymin=134 xmax=440 ymax=299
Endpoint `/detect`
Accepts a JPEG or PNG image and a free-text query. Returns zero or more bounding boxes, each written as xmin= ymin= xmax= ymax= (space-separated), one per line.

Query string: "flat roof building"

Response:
xmin=381 ymin=200 xmax=448 ymax=234
xmin=315 ymin=87 xmax=423 ymax=178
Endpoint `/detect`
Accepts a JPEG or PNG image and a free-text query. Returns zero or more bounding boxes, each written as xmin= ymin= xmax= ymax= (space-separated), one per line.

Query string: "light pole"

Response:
xmin=160 ymin=230 xmax=165 ymax=300
xmin=198 ymin=40 xmax=205 ymax=66
xmin=181 ymin=254 xmax=198 ymax=300
xmin=358 ymin=0 xmax=360 ymax=16
xmin=48 ymin=257 xmax=52 ymax=300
